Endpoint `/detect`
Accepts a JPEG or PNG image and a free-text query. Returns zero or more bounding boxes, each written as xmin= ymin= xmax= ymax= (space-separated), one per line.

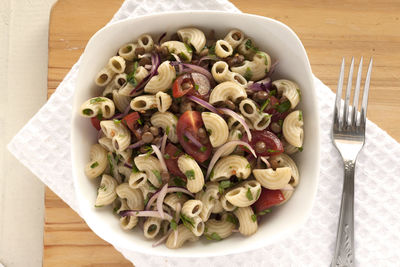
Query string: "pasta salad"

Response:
xmin=79 ymin=28 xmax=304 ymax=248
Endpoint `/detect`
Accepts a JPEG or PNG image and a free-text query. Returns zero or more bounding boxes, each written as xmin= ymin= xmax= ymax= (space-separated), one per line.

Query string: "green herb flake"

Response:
xmin=269 ymin=89 xmax=277 ymax=96
xmin=152 ymin=170 xmax=162 ymax=184
xmin=256 ymin=188 xmax=261 ymax=199
xmin=245 ymin=163 xmax=251 ymax=169
xmin=194 ymin=84 xmax=199 ymax=91
xmin=164 ymin=154 xmax=171 ymax=159
xmin=113 ymin=119 xmax=121 ymax=124
xmin=209 ymin=169 xmax=215 ymax=180
xmin=183 ymin=135 xmax=189 ymax=142
xmin=246 ymin=188 xmax=253 ymax=201
xmin=208 ymin=44 xmax=216 ymax=55
xmin=107 ymin=154 xmax=114 ymax=173
xmin=237 ymin=132 xmax=243 ymax=139
xmin=184 ymin=43 xmax=193 ymax=54
xmin=127 ymin=61 xmax=139 ymax=85
xmin=185 ymin=169 xmax=195 ymax=180
xmin=90 ymin=97 xmax=106 ymax=104
xmin=180 ymin=214 xmax=195 ymax=229
xmin=251 ymin=214 xmax=257 ymax=222
xmin=244 ymin=67 xmax=253 ymax=80
xmin=299 ymin=110 xmax=303 ymax=121
xmin=207 ymin=129 xmax=212 ymax=135
xmin=205 ymin=232 xmax=222 ymax=241
xmin=260 ymin=98 xmax=270 ymax=112
xmin=131 ymin=163 xmax=139 ymax=173
xmin=144 ymin=196 xmax=149 ymax=206
xmin=176 ymin=191 xmax=183 ymax=198
xmin=296 ymin=88 xmax=302 ymax=100
xmin=170 ymin=219 xmax=178 ymax=230
xmin=178 ymin=52 xmax=189 ymax=62
xmin=278 ymin=119 xmax=284 ymax=127
xmin=276 ymin=100 xmax=291 ymax=113
xmin=148 ymin=224 xmax=157 ymax=232
xmin=137 ymin=118 xmax=143 ymax=125
xmin=267 ymin=149 xmax=280 ymax=153
xmin=173 ymin=149 xmax=182 ymax=157
xmin=298 ymin=146 xmax=304 ymax=152
xmin=245 ymin=39 xmax=258 ymax=52
xmin=256 ymin=51 xmax=269 ymax=66
xmin=90 ymin=161 xmax=99 ymax=169
xmin=258 ymin=209 xmax=271 ymax=216
xmin=173 ymin=177 xmax=186 ymax=187
xmin=113 ymin=207 xmax=119 ymax=213
xmin=200 ymin=146 xmax=207 ymax=152
xmin=218 ymin=180 xmax=231 ymax=194
xmin=99 ymin=184 xmax=107 ymax=191
xmin=94 ymin=205 xmax=104 ymax=208
xmin=166 ymin=125 xmax=170 ymax=135
xmin=82 ymin=109 xmax=93 ymax=116
xmin=226 ymin=213 xmax=238 ymax=225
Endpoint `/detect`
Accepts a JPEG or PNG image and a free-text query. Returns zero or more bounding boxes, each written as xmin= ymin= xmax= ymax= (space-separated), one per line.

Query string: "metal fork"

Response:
xmin=331 ymin=57 xmax=373 ymax=267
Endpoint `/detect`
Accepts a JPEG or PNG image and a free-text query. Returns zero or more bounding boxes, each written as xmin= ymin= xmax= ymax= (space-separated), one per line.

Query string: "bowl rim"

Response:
xmin=71 ymin=10 xmax=320 ymax=258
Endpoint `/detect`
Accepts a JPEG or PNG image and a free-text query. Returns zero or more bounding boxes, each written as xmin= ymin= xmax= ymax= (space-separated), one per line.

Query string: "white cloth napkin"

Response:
xmin=8 ymin=0 xmax=400 ymax=266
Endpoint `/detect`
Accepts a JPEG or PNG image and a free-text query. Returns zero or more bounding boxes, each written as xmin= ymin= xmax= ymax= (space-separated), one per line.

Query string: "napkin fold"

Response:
xmin=8 ymin=0 xmax=400 ymax=266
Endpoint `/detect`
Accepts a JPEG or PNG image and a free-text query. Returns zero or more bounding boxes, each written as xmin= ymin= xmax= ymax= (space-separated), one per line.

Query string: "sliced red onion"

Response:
xmin=157 ymin=32 xmax=167 ymax=45
xmin=260 ymin=156 xmax=271 ymax=168
xmin=151 ymin=145 xmax=168 ymax=175
xmin=128 ymin=139 xmax=145 ymax=149
xmin=97 ymin=129 xmax=104 ymax=140
xmin=145 ymin=186 xmax=194 ymax=211
xmin=186 ymin=95 xmax=220 ymax=114
xmin=120 ymin=210 xmax=173 ymax=221
xmin=124 ymin=162 xmax=133 ymax=168
xmin=130 ymin=52 xmax=161 ymax=95
xmin=248 ymin=77 xmax=271 ymax=92
xmin=191 ymin=72 xmax=211 ymax=96
xmin=198 ymin=55 xmax=218 ymax=65
xmin=160 ymin=133 xmax=167 ymax=155
xmin=152 ymin=228 xmax=173 ymax=247
xmin=184 ymin=130 xmax=203 ymax=148
xmin=171 ymin=53 xmax=183 ymax=74
xmin=156 ymin=184 xmax=169 ymax=219
xmin=219 ymin=108 xmax=252 ymax=141
xmin=267 ymin=60 xmax=279 ymax=77
xmin=206 ymin=141 xmax=257 ymax=179
xmin=170 ymin=61 xmax=215 ymax=87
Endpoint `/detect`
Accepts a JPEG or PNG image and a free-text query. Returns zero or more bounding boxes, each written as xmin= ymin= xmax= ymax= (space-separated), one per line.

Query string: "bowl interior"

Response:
xmin=72 ymin=11 xmax=320 ymax=258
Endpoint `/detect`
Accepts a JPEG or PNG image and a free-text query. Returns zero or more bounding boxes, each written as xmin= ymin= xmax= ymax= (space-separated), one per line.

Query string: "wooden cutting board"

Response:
xmin=46 ymin=0 xmax=400 ymax=266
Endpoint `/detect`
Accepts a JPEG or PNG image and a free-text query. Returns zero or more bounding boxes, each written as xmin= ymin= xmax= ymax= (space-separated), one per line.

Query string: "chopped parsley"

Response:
xmin=226 ymin=213 xmax=238 ymax=225
xmin=252 ymin=209 xmax=271 ymax=222
xmin=245 ymin=163 xmax=251 ymax=169
xmin=99 ymin=183 xmax=107 ymax=191
xmin=237 ymin=132 xmax=243 ymax=139
xmin=205 ymin=232 xmax=222 ymax=241
xmin=152 ymin=170 xmax=162 ymax=184
xmin=275 ymin=100 xmax=291 ymax=113
xmin=176 ymin=192 xmax=183 ymax=198
xmin=256 ymin=51 xmax=269 ymax=67
xmin=218 ymin=180 xmax=231 ymax=194
xmin=209 ymin=169 xmax=215 ymax=180
xmin=96 ymin=113 xmax=103 ymax=120
xmin=107 ymin=154 xmax=114 ymax=173
xmin=208 ymin=44 xmax=216 ymax=55
xmin=251 ymin=214 xmax=257 ymax=222
xmin=298 ymin=146 xmax=303 ymax=152
xmin=148 ymin=224 xmax=157 ymax=232
xmin=90 ymin=97 xmax=106 ymax=104
xmin=126 ymin=61 xmax=139 ymax=85
xmin=194 ymin=84 xmax=199 ymax=91
xmin=137 ymin=118 xmax=143 ymax=125
xmin=269 ymin=89 xmax=277 ymax=96
xmin=94 ymin=205 xmax=103 ymax=208
xmin=267 ymin=149 xmax=280 ymax=153
xmin=113 ymin=119 xmax=121 ymax=124
xmin=184 ymin=43 xmax=193 ymax=53
xmin=296 ymin=88 xmax=302 ymax=100
xmin=278 ymin=119 xmax=284 ymax=127
xmin=260 ymin=98 xmax=270 ymax=112
xmin=113 ymin=207 xmax=119 ymax=214
xmin=299 ymin=110 xmax=303 ymax=121
xmin=144 ymin=195 xmax=149 ymax=206
xmin=173 ymin=149 xmax=182 ymax=157
xmin=256 ymin=188 xmax=261 ymax=199
xmin=82 ymin=109 xmax=93 ymax=116
xmin=183 ymin=135 xmax=189 ymax=142
xmin=173 ymin=176 xmax=186 ymax=187
xmin=166 ymin=125 xmax=170 ymax=135
xmin=245 ymin=39 xmax=258 ymax=52
xmin=207 ymin=129 xmax=212 ymax=135
xmin=244 ymin=67 xmax=253 ymax=80
xmin=164 ymin=154 xmax=171 ymax=159
xmin=178 ymin=52 xmax=189 ymax=61
xmin=90 ymin=161 xmax=99 ymax=168
xmin=200 ymin=146 xmax=207 ymax=152
xmin=185 ymin=169 xmax=195 ymax=180
xmin=180 ymin=214 xmax=195 ymax=229
xmin=246 ymin=188 xmax=253 ymax=201
xmin=170 ymin=219 xmax=178 ymax=230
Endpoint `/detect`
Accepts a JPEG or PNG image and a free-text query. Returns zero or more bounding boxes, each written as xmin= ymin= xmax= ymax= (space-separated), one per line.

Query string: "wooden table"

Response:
xmin=46 ymin=0 xmax=400 ymax=265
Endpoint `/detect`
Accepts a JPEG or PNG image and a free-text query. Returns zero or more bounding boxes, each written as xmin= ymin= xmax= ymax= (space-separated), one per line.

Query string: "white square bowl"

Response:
xmin=71 ymin=11 xmax=320 ymax=258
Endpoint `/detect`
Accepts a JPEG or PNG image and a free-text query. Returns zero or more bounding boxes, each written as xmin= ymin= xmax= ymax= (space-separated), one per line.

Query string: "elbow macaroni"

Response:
xmin=201 ymin=112 xmax=229 ymax=147
xmin=231 ymin=51 xmax=271 ymax=81
xmin=272 ymin=79 xmax=301 ymax=109
xmin=210 ymin=155 xmax=251 ymax=182
xmin=283 ymin=110 xmax=304 ymax=148
xmin=270 ymin=153 xmax=300 ymax=187
xmin=80 ymin=97 xmax=115 ymax=118
xmin=100 ymin=120 xmax=131 ymax=152
xmin=215 ymin=40 xmax=233 ymax=58
xmin=144 ymin=61 xmax=176 ymax=94
xmin=253 ymin=167 xmax=292 ymax=190
xmin=95 ymin=174 xmax=118 ymax=207
xmin=177 ymin=155 xmax=204 ymax=193
xmin=209 ymin=81 xmax=247 ymax=105
xmin=155 ymin=91 xmax=172 ymax=113
xmin=130 ymin=95 xmax=157 ymax=112
xmin=150 ymin=112 xmax=178 ymax=143
xmin=177 ymin=27 xmax=206 ymax=54
xmin=161 ymin=41 xmax=192 ymax=62
xmin=224 ymin=180 xmax=261 ymax=207
xmin=234 ymin=206 xmax=258 ymax=236
xmin=134 ymin=155 xmax=163 ymax=188
xmin=84 ymin=144 xmax=108 ymax=179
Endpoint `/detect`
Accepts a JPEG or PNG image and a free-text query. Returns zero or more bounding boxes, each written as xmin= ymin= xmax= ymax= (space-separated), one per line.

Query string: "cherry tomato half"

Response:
xmin=176 ymin=111 xmax=212 ymax=163
xmin=164 ymin=143 xmax=186 ymax=178
xmin=90 ymin=116 xmax=102 ymax=131
xmin=243 ymin=130 xmax=283 ymax=156
xmin=121 ymin=112 xmax=140 ymax=132
xmin=253 ymin=188 xmax=285 ymax=213
xmin=172 ymin=73 xmax=195 ymax=98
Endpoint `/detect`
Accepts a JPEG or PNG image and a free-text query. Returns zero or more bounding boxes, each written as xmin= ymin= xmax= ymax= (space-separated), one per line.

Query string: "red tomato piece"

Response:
xmin=253 ymin=188 xmax=285 ymax=213
xmin=242 ymin=130 xmax=283 ymax=156
xmin=90 ymin=117 xmax=101 ymax=131
xmin=172 ymin=73 xmax=195 ymax=98
xmin=121 ymin=112 xmax=140 ymax=132
xmin=176 ymin=111 xmax=212 ymax=163
xmin=187 ymin=72 xmax=210 ymax=101
xmin=164 ymin=143 xmax=185 ymax=178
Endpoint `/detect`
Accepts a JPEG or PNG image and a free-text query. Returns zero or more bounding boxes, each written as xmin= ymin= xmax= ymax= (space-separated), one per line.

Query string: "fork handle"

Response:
xmin=331 ymin=160 xmax=355 ymax=267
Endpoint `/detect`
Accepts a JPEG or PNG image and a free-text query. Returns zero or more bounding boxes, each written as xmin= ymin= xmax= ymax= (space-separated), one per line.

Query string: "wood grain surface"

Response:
xmin=46 ymin=0 xmax=400 ymax=266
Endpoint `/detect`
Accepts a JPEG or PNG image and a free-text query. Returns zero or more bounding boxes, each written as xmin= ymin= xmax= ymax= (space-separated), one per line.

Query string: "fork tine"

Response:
xmin=334 ymin=58 xmax=345 ymax=126
xmin=360 ymin=58 xmax=373 ymax=127
xmin=343 ymin=57 xmax=354 ymax=127
xmin=351 ymin=57 xmax=363 ymax=126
